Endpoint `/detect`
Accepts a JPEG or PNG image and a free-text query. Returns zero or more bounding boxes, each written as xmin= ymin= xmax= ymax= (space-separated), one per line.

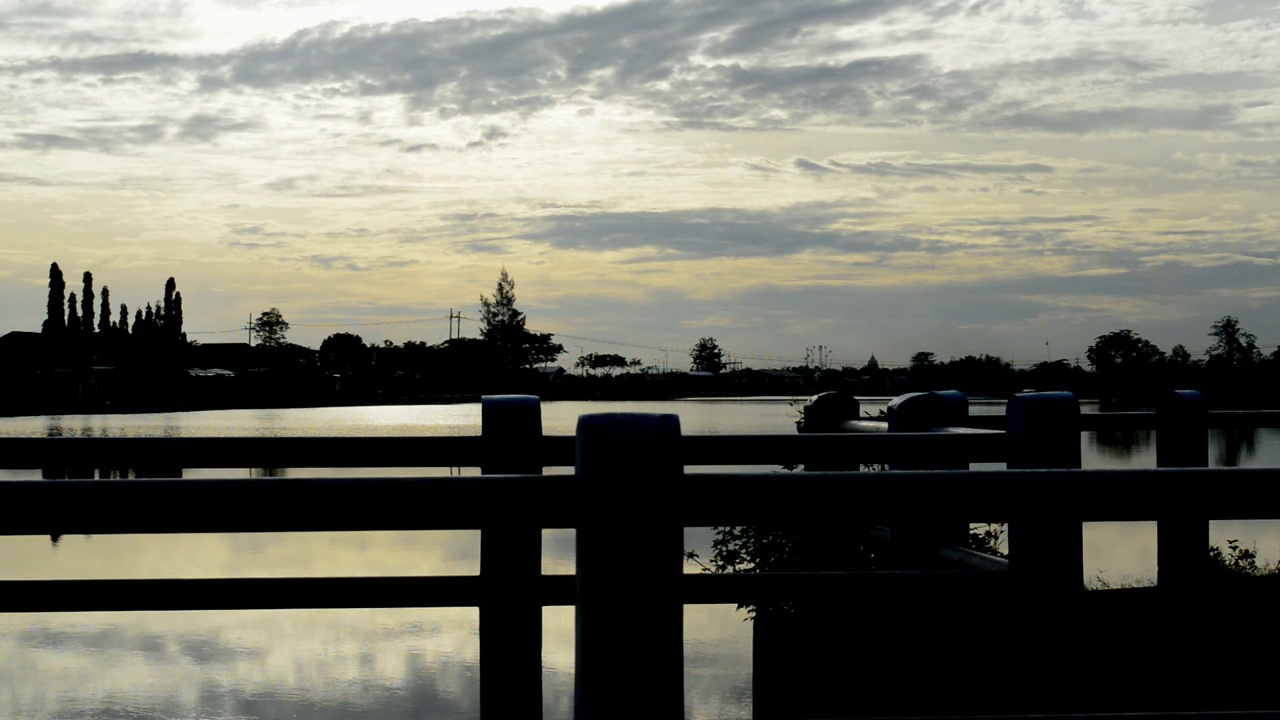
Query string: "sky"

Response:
xmin=2 ymin=0 xmax=1278 ymax=370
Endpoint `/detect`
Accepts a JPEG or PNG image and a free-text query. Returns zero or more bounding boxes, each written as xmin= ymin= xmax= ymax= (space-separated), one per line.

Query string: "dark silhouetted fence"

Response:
xmin=3 ymin=391 xmax=1280 ymax=718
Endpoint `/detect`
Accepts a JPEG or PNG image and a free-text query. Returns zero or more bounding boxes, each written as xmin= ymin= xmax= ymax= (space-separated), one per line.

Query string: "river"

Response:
xmin=1 ymin=397 xmax=1278 ymax=719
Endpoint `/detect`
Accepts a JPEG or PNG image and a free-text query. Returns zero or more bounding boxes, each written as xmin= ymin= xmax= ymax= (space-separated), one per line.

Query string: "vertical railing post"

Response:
xmin=1003 ymin=392 xmax=1082 ymax=714
xmin=1157 ymin=390 xmax=1209 ymax=590
xmin=480 ymin=394 xmax=543 ymax=718
xmin=798 ymin=391 xmax=860 ymax=469
xmin=1006 ymin=391 xmax=1082 ymax=589
xmin=886 ymin=391 xmax=970 ymax=564
xmin=574 ymin=413 xmax=683 ymax=719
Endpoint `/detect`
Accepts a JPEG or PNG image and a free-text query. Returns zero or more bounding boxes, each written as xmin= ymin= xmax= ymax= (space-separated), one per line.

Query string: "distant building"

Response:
xmin=189 ymin=342 xmax=254 ymax=373
xmin=0 ymin=331 xmax=47 ymax=370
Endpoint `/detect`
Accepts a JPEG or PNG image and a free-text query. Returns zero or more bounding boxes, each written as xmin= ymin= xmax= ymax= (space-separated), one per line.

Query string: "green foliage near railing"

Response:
xmin=966 ymin=523 xmax=1006 ymax=557
xmin=1208 ymin=539 xmax=1278 ymax=578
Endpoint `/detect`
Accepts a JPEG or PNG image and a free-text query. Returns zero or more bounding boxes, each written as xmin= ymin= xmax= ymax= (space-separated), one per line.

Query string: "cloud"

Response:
xmin=5 ymin=113 xmax=261 ymax=152
xmin=175 ymin=112 xmax=264 ymax=142
xmin=1141 ymin=253 xmax=1279 ymax=269
xmin=303 ymin=254 xmax=418 ymax=271
xmin=823 ymin=157 xmax=1056 ymax=179
xmin=519 ymin=203 xmax=942 ymax=261
xmin=465 ymin=124 xmax=510 ymax=148
xmin=987 ymin=105 xmax=1239 ymax=134
xmin=793 ymin=157 xmax=837 ymax=174
xmin=5 ymin=0 xmax=1273 ymax=137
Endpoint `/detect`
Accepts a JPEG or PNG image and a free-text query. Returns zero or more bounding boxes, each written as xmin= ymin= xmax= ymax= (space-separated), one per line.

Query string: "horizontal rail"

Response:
xmin=0 ymin=475 xmax=578 ymax=535
xmin=4 ymin=467 xmax=1280 ymax=538
xmin=679 ymin=467 xmax=1280 ymax=525
xmin=962 ymin=409 xmax=1280 ymax=432
xmin=0 ymin=431 xmax=1007 ymax=470
xmin=14 ymin=566 xmax=1280 ymax=615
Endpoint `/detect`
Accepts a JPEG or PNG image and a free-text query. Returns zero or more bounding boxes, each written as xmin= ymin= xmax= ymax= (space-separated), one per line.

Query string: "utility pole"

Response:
xmin=246 ymin=313 xmax=253 ymax=347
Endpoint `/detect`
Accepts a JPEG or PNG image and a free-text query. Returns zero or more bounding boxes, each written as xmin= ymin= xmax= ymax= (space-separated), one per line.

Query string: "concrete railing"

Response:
xmin=3 ymin=391 xmax=1280 ymax=718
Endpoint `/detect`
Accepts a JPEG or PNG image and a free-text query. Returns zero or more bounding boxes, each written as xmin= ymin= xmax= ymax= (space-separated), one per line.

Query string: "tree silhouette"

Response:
xmin=1169 ymin=344 xmax=1195 ymax=366
xmin=43 ymin=262 xmax=65 ymax=335
xmin=910 ymin=351 xmax=937 ymax=367
xmin=1086 ymin=329 xmax=1165 ymax=374
xmin=478 ymin=268 xmax=563 ymax=370
xmin=163 ymin=278 xmax=175 ymax=324
xmin=119 ymin=303 xmax=130 ymax=335
xmin=319 ymin=332 xmax=371 ymax=372
xmin=98 ymin=286 xmax=112 ymax=334
xmin=252 ymin=308 xmax=290 ymax=347
xmin=690 ymin=337 xmax=725 ymax=373
xmin=66 ymin=292 xmax=80 ymax=332
xmin=1207 ymin=315 xmax=1261 ymax=370
xmin=172 ymin=291 xmax=183 ymax=340
xmin=133 ymin=308 xmax=143 ymax=335
xmin=80 ymin=272 xmax=95 ymax=333
xmin=575 ymin=352 xmax=642 ymax=375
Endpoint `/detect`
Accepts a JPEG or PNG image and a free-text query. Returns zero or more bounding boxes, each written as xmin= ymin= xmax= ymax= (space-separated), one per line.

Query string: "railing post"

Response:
xmin=574 ymin=413 xmax=683 ymax=719
xmin=798 ymin=391 xmax=859 ymax=469
xmin=1006 ymin=391 xmax=1081 ymax=589
xmin=479 ymin=394 xmax=543 ymax=718
xmin=886 ymin=391 xmax=969 ymax=564
xmin=1157 ymin=390 xmax=1209 ymax=590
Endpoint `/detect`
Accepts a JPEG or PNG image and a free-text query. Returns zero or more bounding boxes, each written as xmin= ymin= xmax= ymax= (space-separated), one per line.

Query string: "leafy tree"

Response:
xmin=1169 ymin=343 xmax=1195 ymax=366
xmin=98 ymin=287 xmax=112 ymax=334
xmin=575 ymin=352 xmax=642 ymax=375
xmin=478 ymin=268 xmax=563 ymax=370
xmin=690 ymin=337 xmax=724 ymax=373
xmin=1085 ymin=329 xmax=1165 ymax=374
xmin=909 ymin=351 xmax=936 ymax=367
xmin=80 ymin=272 xmax=95 ymax=333
xmin=252 ymin=308 xmax=290 ymax=347
xmin=319 ymin=332 xmax=372 ymax=373
xmin=522 ymin=331 xmax=566 ymax=368
xmin=43 ymin=262 xmax=65 ymax=335
xmin=1206 ymin=315 xmax=1261 ymax=370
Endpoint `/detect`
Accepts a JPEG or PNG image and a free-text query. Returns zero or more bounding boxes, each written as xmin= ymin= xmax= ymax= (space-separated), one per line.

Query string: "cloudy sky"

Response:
xmin=2 ymin=0 xmax=1278 ymax=368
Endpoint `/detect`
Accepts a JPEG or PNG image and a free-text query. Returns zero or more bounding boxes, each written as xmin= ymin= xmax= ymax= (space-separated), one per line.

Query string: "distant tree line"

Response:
xmin=15 ymin=262 xmax=1280 ymax=410
xmin=41 ymin=262 xmax=185 ymax=343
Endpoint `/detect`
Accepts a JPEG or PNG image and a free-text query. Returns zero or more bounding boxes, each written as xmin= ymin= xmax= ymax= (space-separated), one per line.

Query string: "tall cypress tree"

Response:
xmin=67 ymin=292 xmax=80 ymax=332
xmin=81 ymin=272 xmax=95 ymax=333
xmin=133 ymin=308 xmax=143 ymax=335
xmin=98 ymin=286 xmax=112 ymax=334
xmin=172 ymin=291 xmax=184 ymax=340
xmin=119 ymin=303 xmax=130 ymax=334
xmin=163 ymin=278 xmax=176 ymax=335
xmin=43 ymin=262 xmax=65 ymax=334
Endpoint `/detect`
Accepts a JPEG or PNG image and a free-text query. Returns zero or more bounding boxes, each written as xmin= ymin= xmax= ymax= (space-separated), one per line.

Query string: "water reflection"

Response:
xmin=0 ymin=608 xmax=482 ymax=720
xmin=1213 ymin=427 xmax=1258 ymax=467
